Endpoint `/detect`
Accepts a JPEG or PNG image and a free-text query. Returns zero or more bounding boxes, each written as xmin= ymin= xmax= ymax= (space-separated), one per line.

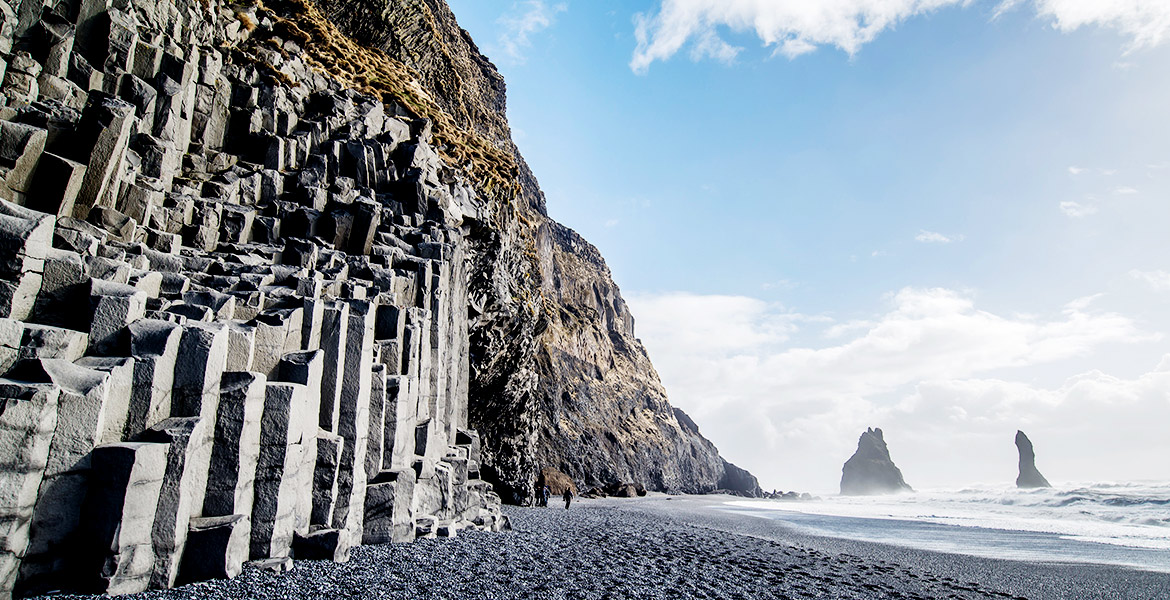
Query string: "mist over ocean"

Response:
xmin=726 ymin=482 xmax=1170 ymax=573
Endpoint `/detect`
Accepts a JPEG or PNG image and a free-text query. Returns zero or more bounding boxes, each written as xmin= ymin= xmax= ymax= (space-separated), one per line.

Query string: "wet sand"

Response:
xmin=30 ymin=494 xmax=1170 ymax=599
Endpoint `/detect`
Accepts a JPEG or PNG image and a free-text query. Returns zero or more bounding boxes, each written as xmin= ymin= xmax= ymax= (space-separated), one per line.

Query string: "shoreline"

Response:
xmin=621 ymin=494 xmax=1170 ymax=600
xmin=27 ymin=494 xmax=1170 ymax=600
xmin=722 ymin=499 xmax=1170 ymax=574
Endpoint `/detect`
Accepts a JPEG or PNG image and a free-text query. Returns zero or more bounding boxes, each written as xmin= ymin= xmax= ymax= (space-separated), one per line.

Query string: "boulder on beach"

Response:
xmin=840 ymin=428 xmax=913 ymax=496
xmin=582 ymin=487 xmax=607 ymax=498
xmin=1015 ymin=430 xmax=1052 ymax=489
xmin=607 ymin=483 xmax=641 ymax=498
xmin=604 ymin=482 xmax=647 ymax=498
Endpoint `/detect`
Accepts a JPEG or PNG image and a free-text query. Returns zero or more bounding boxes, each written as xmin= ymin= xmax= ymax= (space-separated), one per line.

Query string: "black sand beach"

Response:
xmin=32 ymin=495 xmax=1170 ymax=600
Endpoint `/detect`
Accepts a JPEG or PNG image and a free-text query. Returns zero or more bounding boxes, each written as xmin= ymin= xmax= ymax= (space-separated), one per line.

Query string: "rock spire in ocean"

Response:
xmin=840 ymin=427 xmax=913 ymax=496
xmin=1015 ymin=430 xmax=1052 ymax=489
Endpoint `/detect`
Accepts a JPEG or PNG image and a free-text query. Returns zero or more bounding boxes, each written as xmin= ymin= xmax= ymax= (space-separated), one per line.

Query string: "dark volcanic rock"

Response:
xmin=719 ymin=459 xmax=763 ymax=497
xmin=1015 ymin=430 xmax=1052 ymax=489
xmin=0 ymin=0 xmax=763 ymax=592
xmin=606 ymin=483 xmax=641 ymax=498
xmin=840 ymin=428 xmax=913 ymax=496
xmin=309 ymin=0 xmax=754 ymax=503
xmin=0 ymin=0 xmax=530 ymax=594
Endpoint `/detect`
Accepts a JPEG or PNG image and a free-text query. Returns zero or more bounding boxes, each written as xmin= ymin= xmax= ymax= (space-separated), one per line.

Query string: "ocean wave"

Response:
xmin=727 ymin=481 xmax=1170 ymax=552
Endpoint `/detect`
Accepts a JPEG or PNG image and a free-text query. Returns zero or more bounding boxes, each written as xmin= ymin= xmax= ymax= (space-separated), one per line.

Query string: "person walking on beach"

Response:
xmin=542 ymin=485 xmax=552 ymax=508
xmin=563 ymin=488 xmax=574 ymax=510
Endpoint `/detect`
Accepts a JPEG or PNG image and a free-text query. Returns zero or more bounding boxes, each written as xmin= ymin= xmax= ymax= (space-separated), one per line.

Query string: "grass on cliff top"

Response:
xmin=248 ymin=0 xmax=521 ymax=200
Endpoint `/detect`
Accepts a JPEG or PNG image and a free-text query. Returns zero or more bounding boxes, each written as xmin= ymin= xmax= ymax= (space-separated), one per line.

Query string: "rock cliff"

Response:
xmin=840 ymin=427 xmax=913 ymax=496
xmin=718 ymin=458 xmax=764 ymax=497
xmin=0 ymin=0 xmax=520 ymax=595
xmin=302 ymin=0 xmax=755 ymax=503
xmin=0 ymin=0 xmax=755 ymax=595
xmin=1015 ymin=430 xmax=1051 ymax=489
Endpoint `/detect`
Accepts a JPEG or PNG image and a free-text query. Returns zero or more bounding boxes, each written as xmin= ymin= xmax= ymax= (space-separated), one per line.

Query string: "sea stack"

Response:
xmin=840 ymin=428 xmax=913 ymax=495
xmin=1015 ymin=430 xmax=1052 ymax=488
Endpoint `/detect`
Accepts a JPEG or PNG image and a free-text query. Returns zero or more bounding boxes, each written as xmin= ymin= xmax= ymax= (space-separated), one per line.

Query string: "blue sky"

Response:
xmin=447 ymin=0 xmax=1170 ymax=493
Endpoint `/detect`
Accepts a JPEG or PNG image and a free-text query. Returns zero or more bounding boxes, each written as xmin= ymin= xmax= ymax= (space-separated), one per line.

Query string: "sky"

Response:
xmin=445 ymin=0 xmax=1170 ymax=494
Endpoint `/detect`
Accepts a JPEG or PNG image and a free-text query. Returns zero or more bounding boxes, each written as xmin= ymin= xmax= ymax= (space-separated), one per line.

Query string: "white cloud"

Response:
xmin=690 ymin=29 xmax=742 ymax=64
xmin=761 ymin=279 xmax=798 ymax=291
xmin=498 ymin=1 xmax=567 ymax=63
xmin=631 ymin=0 xmax=966 ymax=73
xmin=628 ymin=287 xmax=1162 ymax=491
xmin=630 ymin=0 xmax=1170 ymax=72
xmin=604 ymin=218 xmax=620 ymax=228
xmin=627 ymin=292 xmax=806 ymax=352
xmin=1060 ymin=200 xmax=1098 ymax=217
xmin=894 ymin=364 xmax=1170 ymax=487
xmin=1114 ymin=186 xmax=1139 ymax=195
xmin=915 ymin=230 xmax=964 ymax=243
xmin=1029 ymin=0 xmax=1170 ymax=52
xmin=1130 ymin=269 xmax=1170 ymax=292
xmin=1068 ymin=166 xmax=1085 ymax=175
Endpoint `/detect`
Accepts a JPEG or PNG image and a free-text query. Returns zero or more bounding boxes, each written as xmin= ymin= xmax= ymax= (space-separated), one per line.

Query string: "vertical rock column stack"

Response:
xmin=0 ymin=0 xmax=507 ymax=596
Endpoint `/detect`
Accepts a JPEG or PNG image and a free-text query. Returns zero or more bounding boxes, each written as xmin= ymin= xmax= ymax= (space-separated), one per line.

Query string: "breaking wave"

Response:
xmin=728 ymin=481 xmax=1170 ymax=552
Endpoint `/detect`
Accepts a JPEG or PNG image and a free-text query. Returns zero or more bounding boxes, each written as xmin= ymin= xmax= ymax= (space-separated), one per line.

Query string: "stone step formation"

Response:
xmin=0 ymin=0 xmax=509 ymax=597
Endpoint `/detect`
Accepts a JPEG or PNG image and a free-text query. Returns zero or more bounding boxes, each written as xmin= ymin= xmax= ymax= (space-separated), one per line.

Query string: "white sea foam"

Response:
xmin=727 ymin=481 xmax=1170 ymax=552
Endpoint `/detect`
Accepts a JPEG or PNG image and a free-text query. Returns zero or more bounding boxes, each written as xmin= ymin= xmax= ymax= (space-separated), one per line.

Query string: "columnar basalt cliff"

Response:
xmin=303 ymin=0 xmax=757 ymax=504
xmin=0 ymin=0 xmax=754 ymax=595
xmin=1015 ymin=430 xmax=1051 ymax=489
xmin=0 ymin=0 xmax=518 ymax=595
xmin=840 ymin=428 xmax=913 ymax=496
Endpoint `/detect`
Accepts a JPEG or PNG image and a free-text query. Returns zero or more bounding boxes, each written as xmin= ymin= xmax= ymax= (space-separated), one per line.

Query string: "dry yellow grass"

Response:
xmin=236 ymin=11 xmax=258 ymax=32
xmin=248 ymin=0 xmax=521 ymax=201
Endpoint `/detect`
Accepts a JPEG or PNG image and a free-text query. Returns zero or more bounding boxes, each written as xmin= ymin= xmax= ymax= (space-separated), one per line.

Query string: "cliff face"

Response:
xmin=529 ymin=222 xmax=725 ymax=494
xmin=0 ymin=0 xmax=527 ymax=594
xmin=308 ymin=0 xmax=753 ymax=502
xmin=0 ymin=0 xmax=757 ymax=593
xmin=840 ymin=428 xmax=913 ymax=496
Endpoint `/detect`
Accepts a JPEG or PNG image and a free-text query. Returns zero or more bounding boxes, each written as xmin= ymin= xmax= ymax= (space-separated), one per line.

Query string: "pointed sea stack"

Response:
xmin=1015 ymin=430 xmax=1052 ymax=488
xmin=840 ymin=428 xmax=913 ymax=496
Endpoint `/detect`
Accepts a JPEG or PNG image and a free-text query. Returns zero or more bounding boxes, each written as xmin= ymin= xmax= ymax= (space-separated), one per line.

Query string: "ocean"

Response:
xmin=724 ymin=482 xmax=1170 ymax=574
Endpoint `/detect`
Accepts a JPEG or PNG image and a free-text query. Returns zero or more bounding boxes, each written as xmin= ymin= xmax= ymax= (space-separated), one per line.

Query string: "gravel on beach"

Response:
xmin=28 ymin=495 xmax=1170 ymax=600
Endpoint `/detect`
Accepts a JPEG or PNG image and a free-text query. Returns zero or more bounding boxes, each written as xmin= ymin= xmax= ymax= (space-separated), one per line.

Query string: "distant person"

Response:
xmin=563 ymin=488 xmax=574 ymax=510
xmin=543 ymin=485 xmax=552 ymax=508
